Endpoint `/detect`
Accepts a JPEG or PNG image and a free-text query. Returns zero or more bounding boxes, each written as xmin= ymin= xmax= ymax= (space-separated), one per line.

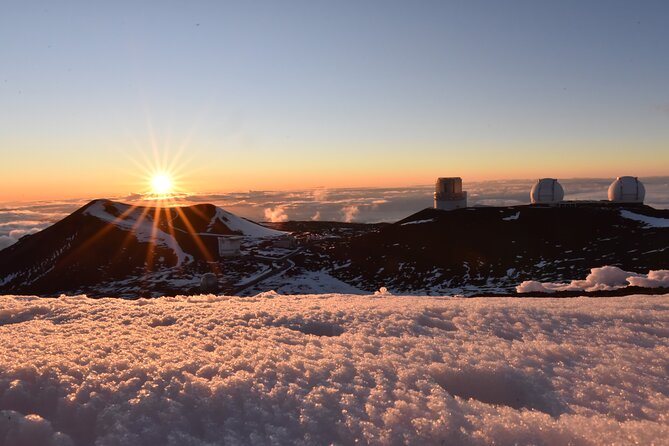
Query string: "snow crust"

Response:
xmin=1 ymin=293 xmax=667 ymax=445
xmin=517 ymin=266 xmax=669 ymax=293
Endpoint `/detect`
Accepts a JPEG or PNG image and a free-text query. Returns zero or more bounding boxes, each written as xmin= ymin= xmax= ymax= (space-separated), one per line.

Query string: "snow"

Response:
xmin=619 ymin=210 xmax=669 ymax=228
xmin=627 ymin=270 xmax=669 ymax=288
xmin=83 ymin=201 xmax=193 ymax=266
xmin=400 ymin=218 xmax=436 ymax=226
xmin=1 ymin=293 xmax=667 ymax=445
xmin=517 ymin=266 xmax=669 ymax=293
xmin=212 ymin=208 xmax=285 ymax=238
xmin=502 ymin=211 xmax=520 ymax=221
xmin=240 ymin=270 xmax=366 ymax=296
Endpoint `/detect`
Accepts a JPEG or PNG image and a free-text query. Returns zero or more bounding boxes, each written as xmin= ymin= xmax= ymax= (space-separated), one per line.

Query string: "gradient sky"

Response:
xmin=1 ymin=0 xmax=668 ymax=202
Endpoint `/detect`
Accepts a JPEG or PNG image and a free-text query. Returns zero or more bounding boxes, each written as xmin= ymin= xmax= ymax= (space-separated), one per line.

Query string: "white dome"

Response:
xmin=608 ymin=176 xmax=645 ymax=203
xmin=530 ymin=178 xmax=564 ymax=204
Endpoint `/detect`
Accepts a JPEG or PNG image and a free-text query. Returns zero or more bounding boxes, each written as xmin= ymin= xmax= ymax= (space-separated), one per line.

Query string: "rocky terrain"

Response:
xmin=1 ymin=200 xmax=668 ymax=297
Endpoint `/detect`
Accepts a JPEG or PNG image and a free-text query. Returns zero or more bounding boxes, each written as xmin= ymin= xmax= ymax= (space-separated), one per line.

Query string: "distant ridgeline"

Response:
xmin=0 ymin=179 xmax=667 ymax=297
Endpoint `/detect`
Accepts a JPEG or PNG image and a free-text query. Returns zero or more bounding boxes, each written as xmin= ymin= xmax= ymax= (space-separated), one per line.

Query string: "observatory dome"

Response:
xmin=608 ymin=176 xmax=645 ymax=203
xmin=530 ymin=178 xmax=564 ymax=204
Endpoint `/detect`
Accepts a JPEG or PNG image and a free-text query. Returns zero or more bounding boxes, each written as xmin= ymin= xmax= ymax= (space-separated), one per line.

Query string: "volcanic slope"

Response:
xmin=320 ymin=204 xmax=669 ymax=295
xmin=0 ymin=200 xmax=283 ymax=296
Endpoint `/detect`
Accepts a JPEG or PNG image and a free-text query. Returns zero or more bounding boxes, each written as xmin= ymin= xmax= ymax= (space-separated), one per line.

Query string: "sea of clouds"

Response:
xmin=1 ymin=177 xmax=668 ymax=251
xmin=0 ymin=293 xmax=667 ymax=445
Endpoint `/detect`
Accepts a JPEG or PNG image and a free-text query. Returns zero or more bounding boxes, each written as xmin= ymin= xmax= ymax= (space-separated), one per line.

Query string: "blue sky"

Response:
xmin=1 ymin=0 xmax=668 ymax=201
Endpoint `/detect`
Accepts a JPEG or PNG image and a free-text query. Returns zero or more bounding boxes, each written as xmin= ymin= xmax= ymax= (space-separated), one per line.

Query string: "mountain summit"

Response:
xmin=0 ymin=199 xmax=284 ymax=295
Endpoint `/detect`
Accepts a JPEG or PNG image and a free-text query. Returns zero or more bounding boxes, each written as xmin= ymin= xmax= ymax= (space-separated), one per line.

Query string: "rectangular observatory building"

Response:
xmin=434 ymin=177 xmax=467 ymax=210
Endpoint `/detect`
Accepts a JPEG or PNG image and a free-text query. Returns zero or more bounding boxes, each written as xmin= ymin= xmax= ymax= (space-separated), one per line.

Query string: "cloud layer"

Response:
xmin=2 ymin=177 xmax=668 ymax=251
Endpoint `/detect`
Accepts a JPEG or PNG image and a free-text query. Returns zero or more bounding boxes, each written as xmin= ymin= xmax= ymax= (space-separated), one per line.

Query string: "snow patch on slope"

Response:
xmin=400 ymin=218 xmax=436 ymax=226
xmin=620 ymin=210 xmax=669 ymax=228
xmin=241 ymin=270 xmax=366 ymax=296
xmin=211 ymin=207 xmax=285 ymax=238
xmin=83 ymin=201 xmax=193 ymax=265
xmin=502 ymin=211 xmax=520 ymax=221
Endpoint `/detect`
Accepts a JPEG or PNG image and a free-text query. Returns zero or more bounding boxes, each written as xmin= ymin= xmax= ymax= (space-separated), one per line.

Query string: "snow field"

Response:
xmin=0 ymin=293 xmax=667 ymax=445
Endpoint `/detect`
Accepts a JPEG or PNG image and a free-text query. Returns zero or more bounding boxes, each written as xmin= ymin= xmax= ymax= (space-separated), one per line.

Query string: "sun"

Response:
xmin=150 ymin=173 xmax=173 ymax=196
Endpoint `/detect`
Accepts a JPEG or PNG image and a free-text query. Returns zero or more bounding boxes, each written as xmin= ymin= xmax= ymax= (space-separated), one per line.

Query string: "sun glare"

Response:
xmin=151 ymin=174 xmax=173 ymax=196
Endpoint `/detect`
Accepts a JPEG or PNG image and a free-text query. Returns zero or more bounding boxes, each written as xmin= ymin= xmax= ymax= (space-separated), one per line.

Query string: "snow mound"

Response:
xmin=1 ymin=293 xmax=667 ymax=445
xmin=0 ymin=410 xmax=73 ymax=446
xmin=502 ymin=211 xmax=520 ymax=221
xmin=517 ymin=266 xmax=669 ymax=293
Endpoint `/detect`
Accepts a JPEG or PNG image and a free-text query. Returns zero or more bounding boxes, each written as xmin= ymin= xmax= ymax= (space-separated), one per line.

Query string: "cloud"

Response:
xmin=311 ymin=189 xmax=329 ymax=201
xmin=264 ymin=206 xmax=289 ymax=223
xmin=311 ymin=211 xmax=321 ymax=221
xmin=0 ymin=228 xmax=40 ymax=251
xmin=1 ymin=177 xmax=668 ymax=233
xmin=516 ymin=266 xmax=669 ymax=293
xmin=342 ymin=205 xmax=359 ymax=223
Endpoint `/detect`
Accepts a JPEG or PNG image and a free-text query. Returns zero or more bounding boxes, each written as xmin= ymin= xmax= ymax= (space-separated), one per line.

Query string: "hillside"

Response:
xmin=317 ymin=204 xmax=669 ymax=295
xmin=0 ymin=199 xmax=284 ymax=296
xmin=1 ymin=201 xmax=668 ymax=297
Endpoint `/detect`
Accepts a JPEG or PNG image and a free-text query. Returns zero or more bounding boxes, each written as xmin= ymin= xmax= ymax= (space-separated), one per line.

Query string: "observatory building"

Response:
xmin=217 ymin=236 xmax=242 ymax=257
xmin=434 ymin=177 xmax=467 ymax=210
xmin=608 ymin=176 xmax=645 ymax=203
xmin=530 ymin=178 xmax=564 ymax=205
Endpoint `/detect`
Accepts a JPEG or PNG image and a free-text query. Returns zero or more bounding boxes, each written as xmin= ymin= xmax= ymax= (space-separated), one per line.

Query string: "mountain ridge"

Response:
xmin=1 ymin=200 xmax=668 ymax=297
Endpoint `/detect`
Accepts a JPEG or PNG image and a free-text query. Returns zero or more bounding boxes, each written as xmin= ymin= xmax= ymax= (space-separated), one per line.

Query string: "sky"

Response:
xmin=1 ymin=0 xmax=668 ymax=202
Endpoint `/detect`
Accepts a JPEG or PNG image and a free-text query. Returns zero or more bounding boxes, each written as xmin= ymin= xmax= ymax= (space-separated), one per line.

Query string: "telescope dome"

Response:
xmin=530 ymin=178 xmax=564 ymax=204
xmin=608 ymin=176 xmax=645 ymax=203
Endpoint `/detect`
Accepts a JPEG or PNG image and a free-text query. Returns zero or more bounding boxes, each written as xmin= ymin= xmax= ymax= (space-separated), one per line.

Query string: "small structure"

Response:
xmin=434 ymin=177 xmax=467 ymax=210
xmin=608 ymin=176 xmax=645 ymax=203
xmin=200 ymin=273 xmax=219 ymax=293
xmin=218 ymin=236 xmax=242 ymax=257
xmin=530 ymin=178 xmax=564 ymax=205
xmin=273 ymin=234 xmax=297 ymax=249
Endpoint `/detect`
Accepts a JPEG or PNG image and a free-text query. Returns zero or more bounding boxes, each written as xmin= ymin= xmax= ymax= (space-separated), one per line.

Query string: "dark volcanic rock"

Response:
xmin=1 ymin=200 xmax=667 ymax=297
xmin=325 ymin=204 xmax=669 ymax=294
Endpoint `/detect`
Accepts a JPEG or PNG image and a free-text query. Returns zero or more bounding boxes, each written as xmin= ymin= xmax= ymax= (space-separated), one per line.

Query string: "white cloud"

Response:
xmin=264 ymin=206 xmax=289 ymax=222
xmin=341 ymin=205 xmax=359 ymax=223
xmin=0 ymin=228 xmax=40 ymax=251
xmin=310 ymin=211 xmax=321 ymax=221
xmin=311 ymin=188 xmax=329 ymax=202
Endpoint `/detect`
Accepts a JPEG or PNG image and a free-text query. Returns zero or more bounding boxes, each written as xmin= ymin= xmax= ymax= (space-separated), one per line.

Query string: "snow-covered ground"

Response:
xmin=0 ymin=293 xmax=667 ymax=445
